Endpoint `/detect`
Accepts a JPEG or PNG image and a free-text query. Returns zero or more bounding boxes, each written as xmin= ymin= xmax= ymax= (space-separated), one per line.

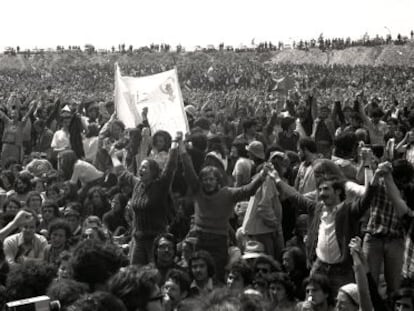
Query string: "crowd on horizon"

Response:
xmin=0 ymin=56 xmax=413 ymax=311
xmin=3 ymin=30 xmax=414 ymax=56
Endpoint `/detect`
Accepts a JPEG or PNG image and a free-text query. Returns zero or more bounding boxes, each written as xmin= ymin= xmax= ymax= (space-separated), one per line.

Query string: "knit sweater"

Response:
xmin=119 ymin=148 xmax=178 ymax=238
xmin=182 ymin=153 xmax=265 ymax=235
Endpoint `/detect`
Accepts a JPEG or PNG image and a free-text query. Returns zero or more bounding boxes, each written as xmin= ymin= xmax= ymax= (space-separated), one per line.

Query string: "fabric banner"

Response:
xmin=114 ymin=64 xmax=189 ymax=135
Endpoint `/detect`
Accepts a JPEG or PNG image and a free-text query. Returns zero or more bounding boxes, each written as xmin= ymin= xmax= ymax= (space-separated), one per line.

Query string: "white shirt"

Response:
xmin=51 ymin=129 xmax=71 ymax=151
xmin=316 ymin=204 xmax=341 ymax=264
xmin=83 ymin=136 xmax=99 ymax=163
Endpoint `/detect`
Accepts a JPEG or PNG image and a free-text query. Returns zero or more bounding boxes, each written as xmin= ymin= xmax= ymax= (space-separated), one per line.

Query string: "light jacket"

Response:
xmin=243 ymin=176 xmax=283 ymax=238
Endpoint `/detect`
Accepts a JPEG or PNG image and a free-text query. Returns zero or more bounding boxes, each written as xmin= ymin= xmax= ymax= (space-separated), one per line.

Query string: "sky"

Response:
xmin=1 ymin=0 xmax=413 ymax=51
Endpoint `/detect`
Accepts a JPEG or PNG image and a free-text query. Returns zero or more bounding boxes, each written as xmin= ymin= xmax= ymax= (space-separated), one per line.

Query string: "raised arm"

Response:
xmin=159 ymin=133 xmax=180 ymax=185
xmin=349 ymin=237 xmax=374 ymax=311
xmin=381 ymin=162 xmax=411 ymax=217
xmin=0 ymin=210 xmax=33 ymax=242
xmin=22 ymin=99 xmax=39 ymax=123
xmin=0 ymin=109 xmax=11 ymax=123
xmin=180 ymin=141 xmax=201 ymax=193
xmin=229 ymin=168 xmax=268 ymax=203
xmin=271 ymin=169 xmax=317 ymax=213
xmin=135 ymin=127 xmax=151 ymax=172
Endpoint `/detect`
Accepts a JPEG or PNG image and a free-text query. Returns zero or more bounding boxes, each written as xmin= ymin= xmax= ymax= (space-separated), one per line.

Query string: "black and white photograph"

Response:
xmin=0 ymin=0 xmax=413 ymax=310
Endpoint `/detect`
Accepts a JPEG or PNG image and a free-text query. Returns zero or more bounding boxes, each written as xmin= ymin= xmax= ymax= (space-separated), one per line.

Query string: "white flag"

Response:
xmin=114 ymin=64 xmax=189 ymax=135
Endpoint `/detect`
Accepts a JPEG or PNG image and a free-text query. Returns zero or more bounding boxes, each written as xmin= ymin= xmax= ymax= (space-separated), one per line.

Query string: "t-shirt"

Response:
xmin=83 ymin=136 xmax=99 ymax=163
xmin=51 ymin=129 xmax=71 ymax=151
xmin=70 ymin=160 xmax=104 ymax=186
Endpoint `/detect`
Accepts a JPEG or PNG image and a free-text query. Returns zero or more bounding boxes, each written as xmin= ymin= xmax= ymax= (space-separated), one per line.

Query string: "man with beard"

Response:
xmin=270 ymin=165 xmax=381 ymax=294
xmin=14 ymin=171 xmax=32 ymax=206
xmin=180 ymin=141 xmax=270 ymax=281
xmin=3 ymin=209 xmax=47 ymax=266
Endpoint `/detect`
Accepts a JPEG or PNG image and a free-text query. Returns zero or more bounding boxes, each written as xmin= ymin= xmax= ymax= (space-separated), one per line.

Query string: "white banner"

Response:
xmin=114 ymin=64 xmax=189 ymax=135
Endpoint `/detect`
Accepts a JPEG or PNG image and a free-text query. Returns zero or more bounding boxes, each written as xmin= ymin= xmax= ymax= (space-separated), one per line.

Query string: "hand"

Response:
xmin=108 ymin=145 xmax=117 ymax=157
xmin=377 ymin=162 xmax=393 ymax=176
xmin=261 ymin=162 xmax=273 ymax=178
xmin=349 ymin=236 xmax=369 ymax=271
xmin=301 ymin=300 xmax=316 ymax=311
xmin=142 ymin=107 xmax=148 ymax=119
xmin=268 ymin=168 xmax=280 ymax=181
xmin=141 ymin=127 xmax=150 ymax=138
xmin=13 ymin=210 xmax=33 ymax=227
xmin=349 ymin=236 xmax=362 ymax=256
xmin=174 ymin=131 xmax=183 ymax=142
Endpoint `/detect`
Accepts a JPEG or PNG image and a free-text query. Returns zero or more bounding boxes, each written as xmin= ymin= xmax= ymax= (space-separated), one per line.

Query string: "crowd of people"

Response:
xmin=4 ymin=30 xmax=414 ymax=56
xmin=0 ymin=53 xmax=413 ymax=311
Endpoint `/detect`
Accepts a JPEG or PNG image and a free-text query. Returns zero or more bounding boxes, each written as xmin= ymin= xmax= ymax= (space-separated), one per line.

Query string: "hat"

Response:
xmin=184 ymin=105 xmax=196 ymax=118
xmin=339 ymin=283 xmax=359 ymax=306
xmin=60 ymin=105 xmax=72 ymax=118
xmin=242 ymin=240 xmax=265 ymax=260
xmin=246 ymin=141 xmax=265 ymax=160
xmin=268 ymin=151 xmax=285 ymax=162
xmin=63 ymin=207 xmax=80 ymax=218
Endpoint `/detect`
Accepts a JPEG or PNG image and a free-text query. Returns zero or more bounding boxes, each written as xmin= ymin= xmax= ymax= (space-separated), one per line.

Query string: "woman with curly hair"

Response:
xmin=268 ymin=272 xmax=298 ymax=311
xmin=83 ymin=186 xmax=111 ymax=219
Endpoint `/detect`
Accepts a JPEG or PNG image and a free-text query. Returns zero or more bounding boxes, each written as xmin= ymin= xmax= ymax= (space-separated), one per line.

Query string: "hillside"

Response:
xmin=0 ymin=43 xmax=413 ymax=71
xmin=270 ymin=43 xmax=414 ymax=67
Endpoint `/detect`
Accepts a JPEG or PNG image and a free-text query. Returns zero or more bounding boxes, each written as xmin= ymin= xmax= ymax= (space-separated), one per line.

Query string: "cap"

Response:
xmin=242 ymin=240 xmax=265 ymax=260
xmin=184 ymin=105 xmax=197 ymax=118
xmin=246 ymin=141 xmax=265 ymax=160
xmin=268 ymin=151 xmax=286 ymax=162
xmin=339 ymin=283 xmax=359 ymax=306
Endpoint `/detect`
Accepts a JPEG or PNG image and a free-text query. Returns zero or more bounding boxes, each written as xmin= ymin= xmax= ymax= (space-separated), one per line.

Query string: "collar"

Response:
xmin=190 ymin=278 xmax=214 ymax=291
xmin=17 ymin=232 xmax=35 ymax=247
xmin=322 ymin=202 xmax=343 ymax=215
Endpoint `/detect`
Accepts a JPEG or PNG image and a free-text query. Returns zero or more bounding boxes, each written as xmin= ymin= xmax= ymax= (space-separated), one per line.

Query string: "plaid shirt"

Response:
xmin=365 ymin=180 xmax=404 ymax=238
xmin=402 ymin=210 xmax=414 ymax=279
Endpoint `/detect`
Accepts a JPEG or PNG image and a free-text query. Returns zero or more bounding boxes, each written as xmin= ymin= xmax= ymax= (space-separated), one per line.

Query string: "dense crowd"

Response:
xmin=0 ymin=55 xmax=413 ymax=311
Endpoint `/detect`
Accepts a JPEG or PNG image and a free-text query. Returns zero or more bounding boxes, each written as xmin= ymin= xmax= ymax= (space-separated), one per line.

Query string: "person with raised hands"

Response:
xmin=268 ymin=162 xmax=380 ymax=294
xmin=340 ymin=236 xmax=373 ymax=311
xmin=179 ymin=138 xmax=271 ymax=281
xmin=375 ymin=160 xmax=414 ymax=282
xmin=109 ymin=129 xmax=180 ymax=266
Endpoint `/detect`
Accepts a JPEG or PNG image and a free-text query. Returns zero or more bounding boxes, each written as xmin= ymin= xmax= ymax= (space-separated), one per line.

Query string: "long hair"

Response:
xmin=69 ymin=114 xmax=85 ymax=159
xmin=59 ymin=150 xmax=78 ymax=181
xmin=189 ymin=250 xmax=216 ymax=279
